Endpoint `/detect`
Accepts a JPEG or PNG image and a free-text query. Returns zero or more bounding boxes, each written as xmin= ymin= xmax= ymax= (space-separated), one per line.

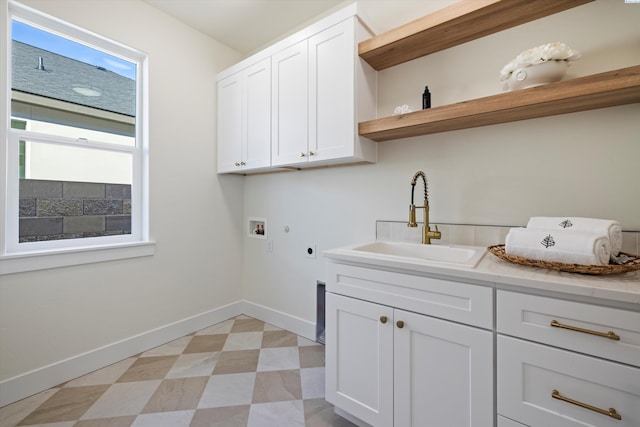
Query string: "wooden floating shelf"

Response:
xmin=358 ymin=0 xmax=594 ymax=71
xmin=359 ymin=65 xmax=640 ymax=142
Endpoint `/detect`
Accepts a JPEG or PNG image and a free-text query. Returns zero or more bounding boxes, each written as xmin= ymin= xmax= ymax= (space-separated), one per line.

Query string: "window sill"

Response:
xmin=0 ymin=241 xmax=155 ymax=275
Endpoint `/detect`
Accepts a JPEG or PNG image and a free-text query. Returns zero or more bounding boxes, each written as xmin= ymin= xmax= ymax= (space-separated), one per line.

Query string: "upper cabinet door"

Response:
xmin=271 ymin=40 xmax=309 ymax=166
xmin=217 ymin=73 xmax=242 ymax=173
xmin=243 ymin=58 xmax=272 ymax=169
xmin=308 ymin=19 xmax=356 ymax=162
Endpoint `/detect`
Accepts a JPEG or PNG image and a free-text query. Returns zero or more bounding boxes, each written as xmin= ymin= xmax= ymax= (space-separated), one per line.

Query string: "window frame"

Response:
xmin=0 ymin=1 xmax=153 ymax=275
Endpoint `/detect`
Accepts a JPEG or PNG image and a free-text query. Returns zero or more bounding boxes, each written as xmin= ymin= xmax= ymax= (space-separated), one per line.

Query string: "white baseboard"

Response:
xmin=0 ymin=300 xmax=318 ymax=407
xmin=240 ymin=300 xmax=316 ymax=341
xmin=0 ymin=301 xmax=244 ymax=407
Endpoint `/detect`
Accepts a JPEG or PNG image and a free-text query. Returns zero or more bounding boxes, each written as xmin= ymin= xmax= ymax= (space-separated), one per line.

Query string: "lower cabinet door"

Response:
xmin=394 ymin=309 xmax=494 ymax=427
xmin=325 ymin=292 xmax=394 ymax=427
xmin=498 ymin=335 xmax=640 ymax=427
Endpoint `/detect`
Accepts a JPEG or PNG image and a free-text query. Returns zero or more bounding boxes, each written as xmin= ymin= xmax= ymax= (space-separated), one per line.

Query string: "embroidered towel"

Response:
xmin=526 ymin=217 xmax=622 ymax=256
xmin=505 ymin=228 xmax=611 ymax=265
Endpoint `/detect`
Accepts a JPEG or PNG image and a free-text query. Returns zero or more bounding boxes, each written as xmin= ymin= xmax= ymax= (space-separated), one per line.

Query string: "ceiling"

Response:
xmin=144 ymin=0 xmax=345 ymax=55
xmin=143 ymin=0 xmax=455 ymax=56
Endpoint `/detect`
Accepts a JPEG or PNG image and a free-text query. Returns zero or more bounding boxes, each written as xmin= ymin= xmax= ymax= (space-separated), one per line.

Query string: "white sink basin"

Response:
xmin=324 ymin=241 xmax=486 ymax=269
xmin=353 ymin=242 xmax=481 ymax=263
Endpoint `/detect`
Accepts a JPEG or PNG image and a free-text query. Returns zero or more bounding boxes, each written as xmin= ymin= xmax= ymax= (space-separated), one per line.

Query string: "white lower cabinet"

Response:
xmin=324 ymin=258 xmax=640 ymax=426
xmin=497 ymin=290 xmax=640 ymax=427
xmin=326 ymin=293 xmax=393 ymax=427
xmin=394 ymin=309 xmax=493 ymax=427
xmin=326 ymin=291 xmax=493 ymax=427
xmin=498 ymin=336 xmax=640 ymax=427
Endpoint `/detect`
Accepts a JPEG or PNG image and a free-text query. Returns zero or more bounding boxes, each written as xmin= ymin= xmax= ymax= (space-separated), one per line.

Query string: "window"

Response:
xmin=1 ymin=2 xmax=153 ymax=274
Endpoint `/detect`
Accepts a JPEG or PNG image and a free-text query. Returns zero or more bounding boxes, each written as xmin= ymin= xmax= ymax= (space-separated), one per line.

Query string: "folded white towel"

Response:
xmin=526 ymin=217 xmax=622 ymax=256
xmin=505 ymin=228 xmax=611 ymax=265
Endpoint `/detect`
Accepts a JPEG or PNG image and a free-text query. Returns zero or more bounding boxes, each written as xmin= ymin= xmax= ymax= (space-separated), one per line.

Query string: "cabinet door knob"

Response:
xmin=240 ymin=161 xmax=246 ymax=166
xmin=309 ymin=151 xmax=315 ymax=156
xmin=235 ymin=162 xmax=241 ymax=166
xmin=380 ymin=316 xmax=388 ymax=324
xmin=300 ymin=152 xmax=306 ymax=157
xmin=396 ymin=320 xmax=405 ymax=329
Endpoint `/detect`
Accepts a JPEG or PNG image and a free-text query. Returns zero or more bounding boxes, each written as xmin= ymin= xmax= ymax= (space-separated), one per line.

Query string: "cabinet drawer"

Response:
xmin=498 ymin=336 xmax=640 ymax=427
xmin=497 ymin=290 xmax=640 ymax=367
xmin=326 ymin=263 xmax=493 ymax=329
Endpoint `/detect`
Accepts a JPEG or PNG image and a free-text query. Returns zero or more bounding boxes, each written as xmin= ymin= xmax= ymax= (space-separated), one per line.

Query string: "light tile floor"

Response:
xmin=0 ymin=316 xmax=356 ymax=427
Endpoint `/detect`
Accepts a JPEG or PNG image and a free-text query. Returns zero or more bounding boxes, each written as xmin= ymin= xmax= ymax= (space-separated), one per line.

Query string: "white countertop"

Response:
xmin=324 ymin=244 xmax=640 ymax=307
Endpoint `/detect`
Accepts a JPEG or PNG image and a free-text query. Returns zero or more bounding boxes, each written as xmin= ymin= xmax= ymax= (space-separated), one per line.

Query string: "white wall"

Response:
xmin=0 ymin=0 xmax=244 ymax=400
xmin=241 ymin=0 xmax=640 ymax=322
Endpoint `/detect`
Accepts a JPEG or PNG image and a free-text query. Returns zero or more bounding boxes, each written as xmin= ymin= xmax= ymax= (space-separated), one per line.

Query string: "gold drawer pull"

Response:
xmin=550 ymin=320 xmax=620 ymax=341
xmin=396 ymin=320 xmax=404 ymax=329
xmin=552 ymin=389 xmax=622 ymax=420
xmin=380 ymin=316 xmax=388 ymax=324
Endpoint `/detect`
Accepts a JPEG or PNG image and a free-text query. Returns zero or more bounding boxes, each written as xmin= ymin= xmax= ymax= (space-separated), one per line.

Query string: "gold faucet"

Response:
xmin=408 ymin=171 xmax=441 ymax=244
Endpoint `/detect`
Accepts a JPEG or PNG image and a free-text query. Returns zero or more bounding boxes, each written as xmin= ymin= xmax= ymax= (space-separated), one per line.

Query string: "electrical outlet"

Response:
xmin=305 ymin=243 xmax=316 ymax=259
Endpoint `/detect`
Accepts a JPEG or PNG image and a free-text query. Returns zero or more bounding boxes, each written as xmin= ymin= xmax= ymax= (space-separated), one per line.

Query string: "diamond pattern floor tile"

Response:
xmin=212 ymin=349 xmax=260 ymax=375
xmin=116 ymin=356 xmax=178 ymax=383
xmin=17 ymin=385 xmax=110 ymax=425
xmin=0 ymin=316 xmax=356 ymax=427
xmin=252 ymin=370 xmax=302 ymax=403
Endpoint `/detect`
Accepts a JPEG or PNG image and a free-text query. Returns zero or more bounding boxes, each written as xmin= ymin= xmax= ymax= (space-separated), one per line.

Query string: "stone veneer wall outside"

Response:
xmin=19 ymin=179 xmax=131 ymax=243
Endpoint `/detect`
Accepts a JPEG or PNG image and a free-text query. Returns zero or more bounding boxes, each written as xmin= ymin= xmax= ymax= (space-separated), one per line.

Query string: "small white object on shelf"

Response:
xmin=393 ymin=104 xmax=414 ymax=115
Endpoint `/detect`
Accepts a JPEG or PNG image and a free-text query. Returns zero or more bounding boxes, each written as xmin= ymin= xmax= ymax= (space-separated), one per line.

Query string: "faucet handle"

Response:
xmin=429 ymin=224 xmax=442 ymax=240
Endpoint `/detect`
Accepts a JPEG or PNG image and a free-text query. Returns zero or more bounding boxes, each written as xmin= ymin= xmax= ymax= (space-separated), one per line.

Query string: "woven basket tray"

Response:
xmin=487 ymin=244 xmax=640 ymax=275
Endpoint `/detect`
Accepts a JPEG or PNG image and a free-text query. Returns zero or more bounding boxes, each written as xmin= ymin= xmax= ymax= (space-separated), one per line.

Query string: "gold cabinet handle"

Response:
xmin=550 ymin=320 xmax=620 ymax=341
xmin=396 ymin=320 xmax=404 ymax=329
xmin=309 ymin=151 xmax=315 ymax=156
xmin=300 ymin=152 xmax=306 ymax=157
xmin=235 ymin=162 xmax=241 ymax=166
xmin=552 ymin=389 xmax=622 ymax=420
xmin=380 ymin=316 xmax=388 ymax=324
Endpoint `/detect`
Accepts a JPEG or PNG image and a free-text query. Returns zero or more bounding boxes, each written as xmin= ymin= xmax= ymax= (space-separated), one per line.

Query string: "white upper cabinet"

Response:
xmin=217 ymin=58 xmax=271 ymax=173
xmin=272 ymin=19 xmax=365 ymax=166
xmin=271 ymin=40 xmax=309 ymax=166
xmin=308 ymin=19 xmax=361 ymax=164
xmin=217 ymin=4 xmax=376 ymax=174
xmin=243 ymin=59 xmax=272 ymax=170
xmin=217 ymin=73 xmax=242 ymax=173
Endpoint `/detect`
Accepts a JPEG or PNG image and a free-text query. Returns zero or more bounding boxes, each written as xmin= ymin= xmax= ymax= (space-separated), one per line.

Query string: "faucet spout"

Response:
xmin=408 ymin=171 xmax=441 ymax=244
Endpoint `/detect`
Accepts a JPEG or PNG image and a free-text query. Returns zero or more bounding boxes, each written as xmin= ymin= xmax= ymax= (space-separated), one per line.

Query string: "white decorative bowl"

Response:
xmin=504 ymin=60 xmax=569 ymax=91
